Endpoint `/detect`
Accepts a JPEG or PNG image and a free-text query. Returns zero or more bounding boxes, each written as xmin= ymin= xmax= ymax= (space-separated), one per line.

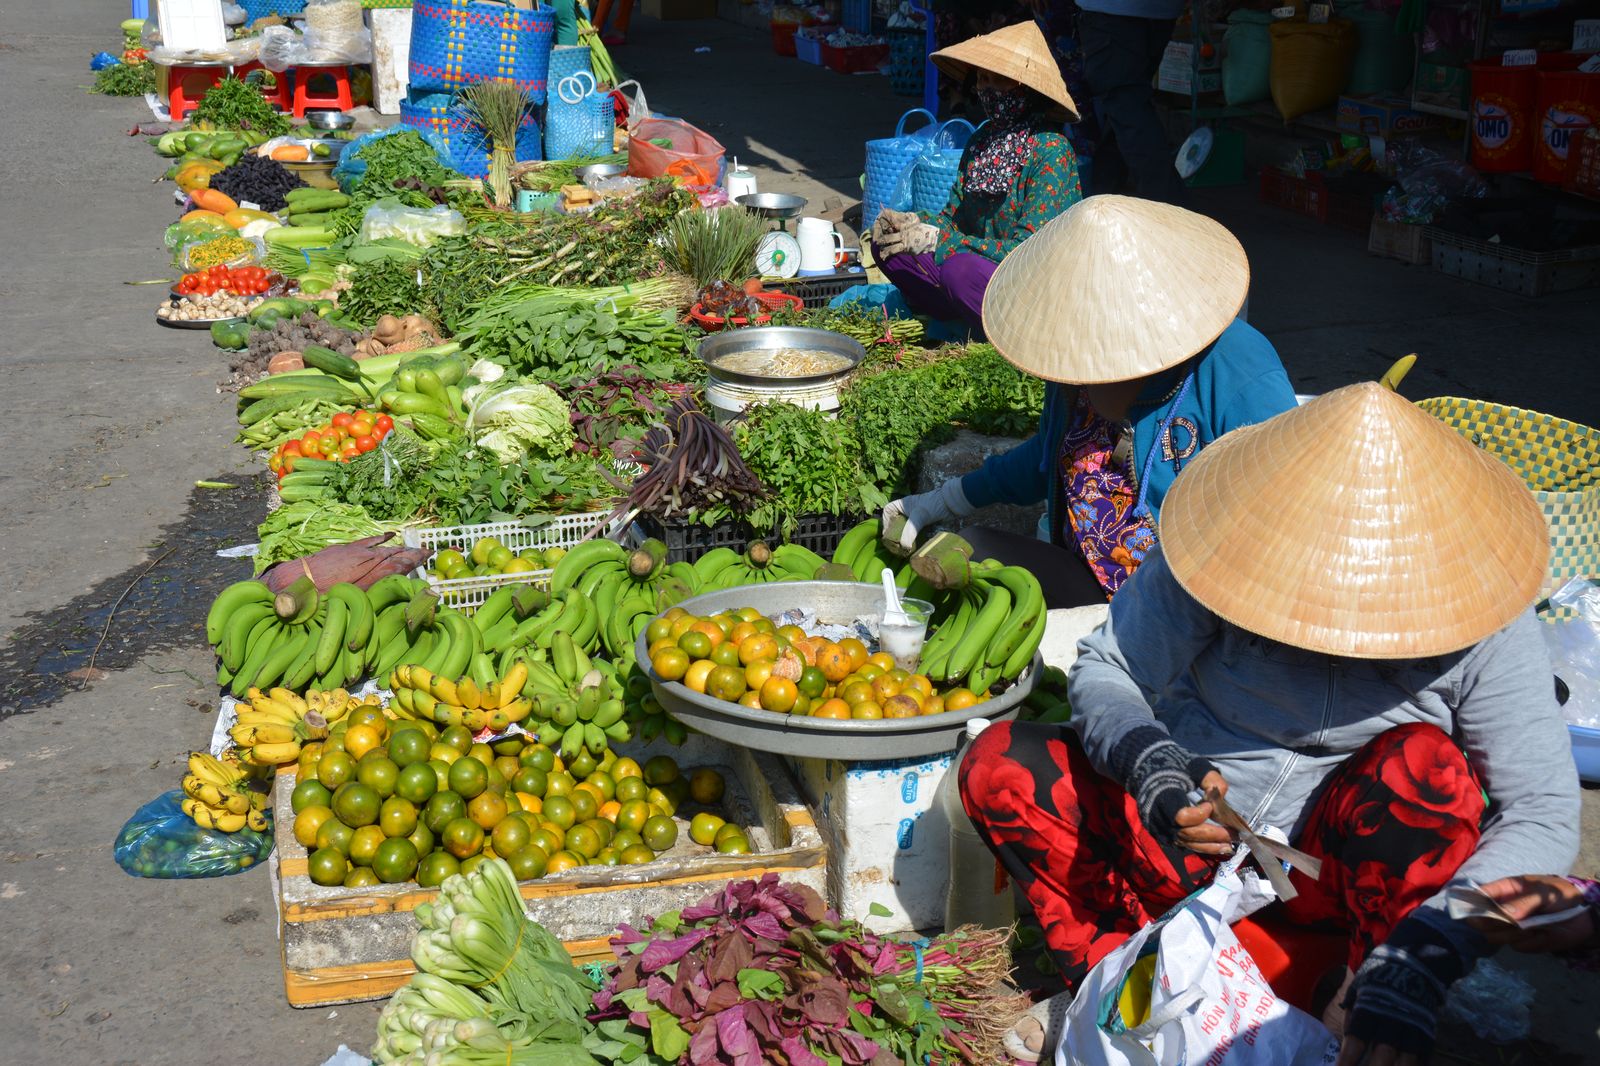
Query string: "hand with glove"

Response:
xmin=871 ymin=208 xmax=915 ymax=256
xmin=1111 ymin=725 xmax=1231 ymax=853
xmin=900 ymin=221 xmax=940 ymax=256
xmin=1337 ymin=914 xmax=1473 ymax=1066
xmin=881 ymin=478 xmax=975 ymax=553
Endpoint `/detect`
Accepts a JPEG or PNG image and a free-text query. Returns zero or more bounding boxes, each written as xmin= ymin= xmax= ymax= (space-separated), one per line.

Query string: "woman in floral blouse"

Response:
xmin=870 ymin=21 xmax=1082 ymax=334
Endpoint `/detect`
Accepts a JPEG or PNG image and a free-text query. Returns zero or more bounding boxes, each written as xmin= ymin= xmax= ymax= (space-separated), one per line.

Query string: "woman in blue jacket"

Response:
xmin=881 ymin=195 xmax=1296 ymax=607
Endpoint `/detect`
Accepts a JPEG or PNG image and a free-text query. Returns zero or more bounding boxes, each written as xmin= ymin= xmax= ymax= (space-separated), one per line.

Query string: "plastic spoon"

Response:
xmin=881 ymin=567 xmax=909 ymax=627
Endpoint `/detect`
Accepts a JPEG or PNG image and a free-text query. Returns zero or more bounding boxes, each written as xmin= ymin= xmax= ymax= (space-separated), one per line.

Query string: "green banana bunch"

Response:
xmin=693 ymin=541 xmax=826 ymax=591
xmin=917 ymin=561 xmax=1046 ymax=694
xmin=364 ymin=583 xmax=479 ymax=691
xmin=829 ymin=519 xmax=912 ymax=584
xmin=208 ymin=574 xmax=389 ymax=698
xmin=621 ymin=659 xmax=689 ymax=747
xmin=510 ymin=631 xmax=632 ymax=757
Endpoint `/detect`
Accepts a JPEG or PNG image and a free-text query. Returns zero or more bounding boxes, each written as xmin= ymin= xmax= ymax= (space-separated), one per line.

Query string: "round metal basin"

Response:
xmin=697 ymin=326 xmax=866 ymax=385
xmin=736 ymin=192 xmax=807 ymax=220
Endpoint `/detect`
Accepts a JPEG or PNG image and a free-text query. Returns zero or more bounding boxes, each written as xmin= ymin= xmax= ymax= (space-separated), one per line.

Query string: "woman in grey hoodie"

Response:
xmin=960 ymin=382 xmax=1578 ymax=1065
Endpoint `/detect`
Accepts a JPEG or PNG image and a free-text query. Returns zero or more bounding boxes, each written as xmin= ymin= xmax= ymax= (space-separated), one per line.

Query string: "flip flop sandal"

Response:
xmin=1002 ymin=988 xmax=1074 ymax=1063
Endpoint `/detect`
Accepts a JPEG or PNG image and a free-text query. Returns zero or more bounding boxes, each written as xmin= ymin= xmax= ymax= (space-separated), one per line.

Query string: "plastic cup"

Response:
xmin=878 ymin=597 xmax=933 ymax=673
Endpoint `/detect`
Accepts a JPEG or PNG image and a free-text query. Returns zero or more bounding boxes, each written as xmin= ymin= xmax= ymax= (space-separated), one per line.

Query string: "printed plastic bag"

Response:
xmin=628 ymin=117 xmax=725 ymax=186
xmin=332 ymin=125 xmax=454 ymax=191
xmin=1057 ymin=869 xmax=1338 ymax=1066
xmin=1545 ymin=578 xmax=1600 ymax=727
xmin=114 ymin=790 xmax=273 ymax=879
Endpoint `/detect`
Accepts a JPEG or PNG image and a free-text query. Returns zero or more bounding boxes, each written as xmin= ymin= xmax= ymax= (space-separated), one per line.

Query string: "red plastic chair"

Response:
xmin=291 ymin=64 xmax=354 ymax=118
xmin=167 ymin=63 xmax=228 ymax=120
xmin=1232 ymin=914 xmax=1347 ymax=1013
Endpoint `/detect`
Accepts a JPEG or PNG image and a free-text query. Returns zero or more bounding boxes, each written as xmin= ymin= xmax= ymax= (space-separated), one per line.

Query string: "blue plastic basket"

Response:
xmin=399 ymin=91 xmax=542 ymax=179
xmin=862 ymin=107 xmax=938 ymax=232
xmin=409 ymin=0 xmax=555 ymax=103
xmin=842 ymin=0 xmax=871 ymax=33
xmin=889 ymin=28 xmax=924 ymax=97
xmin=544 ymin=70 xmax=614 ymax=161
xmin=794 ymin=29 xmax=825 ymax=66
xmin=238 ymin=0 xmax=306 ymax=19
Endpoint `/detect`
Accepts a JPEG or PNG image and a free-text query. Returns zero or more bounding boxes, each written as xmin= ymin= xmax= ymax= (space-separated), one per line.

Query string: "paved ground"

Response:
xmin=0 ymin=6 xmax=1596 ymax=1065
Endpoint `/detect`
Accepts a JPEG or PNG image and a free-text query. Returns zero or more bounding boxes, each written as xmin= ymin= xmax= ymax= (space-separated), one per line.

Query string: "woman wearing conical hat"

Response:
xmin=869 ymin=21 xmax=1084 ymax=333
xmin=882 ymin=194 xmax=1298 ymax=607
xmin=958 ymin=383 xmax=1577 ymax=1064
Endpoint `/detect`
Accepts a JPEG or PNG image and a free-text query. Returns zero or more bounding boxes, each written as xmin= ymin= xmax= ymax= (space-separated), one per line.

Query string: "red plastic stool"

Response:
xmin=291 ymin=64 xmax=354 ymax=118
xmin=167 ymin=63 xmax=229 ymax=121
xmin=1232 ymin=915 xmax=1347 ymax=1013
xmin=234 ymin=61 xmax=292 ymax=113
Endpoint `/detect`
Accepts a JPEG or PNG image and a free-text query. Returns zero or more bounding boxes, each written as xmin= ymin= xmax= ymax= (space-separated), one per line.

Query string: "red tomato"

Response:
xmin=374 ymin=414 xmax=394 ymax=433
xmin=267 ymin=453 xmax=283 ymax=473
xmin=374 ymin=425 xmax=390 ymax=441
xmin=330 ymin=412 xmax=355 ymax=429
xmin=340 ymin=440 xmax=360 ymax=459
xmin=300 ymin=432 xmax=321 ymax=452
xmin=354 ymin=435 xmax=377 ymax=454
xmin=281 ymin=440 xmax=303 ymax=458
xmin=281 ymin=453 xmax=299 ymax=474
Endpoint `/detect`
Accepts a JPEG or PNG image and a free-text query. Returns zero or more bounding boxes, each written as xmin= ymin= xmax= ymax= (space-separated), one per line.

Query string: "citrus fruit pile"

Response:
xmin=645 ymin=606 xmax=989 ymax=720
xmin=429 ymin=535 xmax=569 ymax=582
xmin=288 ymin=706 xmax=749 ymax=889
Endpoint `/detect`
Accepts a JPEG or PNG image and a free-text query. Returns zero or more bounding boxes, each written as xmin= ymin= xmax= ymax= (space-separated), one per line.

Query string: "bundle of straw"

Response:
xmin=456 ymin=80 xmax=532 ymax=208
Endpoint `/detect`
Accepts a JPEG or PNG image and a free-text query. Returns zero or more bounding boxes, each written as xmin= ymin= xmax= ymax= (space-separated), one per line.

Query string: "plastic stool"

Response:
xmin=1232 ymin=914 xmax=1347 ymax=1014
xmin=167 ymin=63 xmax=228 ymax=121
xmin=235 ymin=61 xmax=292 ymax=113
xmin=291 ymin=64 xmax=354 ymax=118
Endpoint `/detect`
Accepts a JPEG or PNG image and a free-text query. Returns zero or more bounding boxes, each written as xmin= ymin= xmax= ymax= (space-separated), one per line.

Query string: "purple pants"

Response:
xmin=873 ymin=244 xmax=998 ymax=334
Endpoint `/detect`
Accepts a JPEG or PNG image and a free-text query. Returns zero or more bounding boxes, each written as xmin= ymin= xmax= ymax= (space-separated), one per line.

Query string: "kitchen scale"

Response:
xmin=737 ymin=192 xmax=807 ymax=279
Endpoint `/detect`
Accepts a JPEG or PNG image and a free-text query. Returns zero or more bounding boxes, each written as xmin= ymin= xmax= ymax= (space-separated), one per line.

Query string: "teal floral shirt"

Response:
xmin=931 ymin=131 xmax=1082 ymax=265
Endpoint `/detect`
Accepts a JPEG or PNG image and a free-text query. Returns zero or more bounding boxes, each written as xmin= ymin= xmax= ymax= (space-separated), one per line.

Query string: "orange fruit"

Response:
xmin=883 ymin=694 xmax=922 ymax=719
xmin=856 ymin=663 xmax=885 ymax=682
xmin=903 ymin=674 xmax=934 ymax=698
xmin=777 ymin=624 xmax=807 ymax=644
xmin=867 ymin=652 xmax=896 ymax=672
xmin=611 ymin=757 xmax=643 ymax=780
xmin=441 ymin=817 xmax=485 ymax=859
xmin=584 ymin=770 xmax=616 ymax=801
xmin=791 ymin=693 xmax=812 ymax=716
xmin=646 ymin=617 xmax=675 ymax=644
xmin=688 ymin=768 xmax=725 ymax=805
xmin=738 ymin=690 xmax=763 ymax=709
xmin=709 ymin=642 xmax=743 ymax=669
xmin=684 ymin=659 xmax=716 ymax=694
xmin=922 ymin=694 xmax=946 ymax=716
xmin=771 ymin=649 xmax=804 ymax=682
xmin=759 ymin=677 xmax=799 ymax=713
xmin=343 ymin=723 xmax=384 ymax=762
xmin=677 ymin=631 xmax=713 ymax=661
xmin=569 ymin=789 xmax=599 ymax=824
xmin=797 ymin=666 xmax=828 ymax=699
xmin=468 ymin=791 xmax=509 ymax=830
xmin=546 ymin=850 xmax=583 ymax=874
xmin=789 ymin=638 xmax=819 ymax=666
xmin=690 ymin=620 xmax=726 ymax=647
xmin=573 ymin=782 xmax=605 ymax=807
xmin=728 ymin=621 xmax=757 ymax=645
xmin=652 ymin=647 xmax=690 ymax=681
xmin=615 ymin=799 xmax=651 ymax=834
xmin=751 ymin=617 xmax=776 ymax=636
xmin=838 ymin=637 xmax=869 ymax=672
xmin=707 ymin=664 xmax=747 ymax=702
xmin=689 ymin=811 xmax=726 ymax=846
xmin=669 ymin=615 xmax=697 ymax=639
xmin=851 ymin=700 xmax=884 ymax=720
xmin=943 ymin=688 xmax=980 ymax=711
xmin=840 ymin=680 xmax=876 ymax=706
xmin=813 ymin=698 xmax=851 ymax=720
xmin=738 ymin=633 xmax=778 ymax=665
xmin=870 ymin=674 xmax=902 ymax=701
xmin=598 ymin=800 xmax=622 ymax=822
xmin=745 ymin=658 xmax=776 ymax=690
xmin=648 ymin=637 xmax=679 ymax=660
xmin=815 ymin=643 xmax=852 ymax=682
xmin=514 ymin=792 xmax=543 ymax=813
xmin=542 ymin=795 xmax=576 ymax=830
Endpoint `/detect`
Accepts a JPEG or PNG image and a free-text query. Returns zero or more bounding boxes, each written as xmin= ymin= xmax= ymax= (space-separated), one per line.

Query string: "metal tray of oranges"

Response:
xmin=637 ymin=581 xmax=1037 ymax=760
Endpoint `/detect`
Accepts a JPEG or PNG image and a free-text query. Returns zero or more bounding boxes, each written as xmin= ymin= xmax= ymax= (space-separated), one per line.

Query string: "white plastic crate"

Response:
xmin=402 ymin=513 xmax=640 ymax=612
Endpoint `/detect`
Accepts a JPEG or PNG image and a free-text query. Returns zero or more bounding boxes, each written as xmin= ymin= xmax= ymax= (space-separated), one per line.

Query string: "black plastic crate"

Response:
xmin=638 ymin=512 xmax=869 ymax=564
xmin=767 ymin=273 xmax=870 ymax=309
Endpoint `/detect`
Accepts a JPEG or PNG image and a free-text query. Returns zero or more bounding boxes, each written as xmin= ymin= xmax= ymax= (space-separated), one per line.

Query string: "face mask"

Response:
xmin=977 ymin=86 xmax=1028 ymax=121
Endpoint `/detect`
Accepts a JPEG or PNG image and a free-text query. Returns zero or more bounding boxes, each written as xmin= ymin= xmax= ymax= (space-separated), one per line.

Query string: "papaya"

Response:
xmin=182 ymin=209 xmax=229 ymax=225
xmin=224 ymin=208 xmax=276 ymax=228
xmin=192 ymin=188 xmax=239 ymax=215
xmin=270 ymin=145 xmax=311 ymax=162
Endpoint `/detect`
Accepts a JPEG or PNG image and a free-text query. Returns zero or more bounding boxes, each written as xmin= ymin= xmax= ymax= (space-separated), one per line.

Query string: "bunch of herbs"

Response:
xmin=189 ymin=75 xmax=290 ymax=137
xmin=728 ymin=402 xmax=886 ymax=538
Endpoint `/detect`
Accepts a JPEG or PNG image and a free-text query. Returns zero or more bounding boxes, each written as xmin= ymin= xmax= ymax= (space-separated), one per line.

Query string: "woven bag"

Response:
xmin=409 ymin=0 xmax=555 ymax=103
xmin=544 ymin=70 xmax=614 ymax=161
xmin=239 ymin=0 xmax=306 ymax=19
xmin=862 ymin=108 xmax=938 ymax=232
xmin=1417 ymin=397 xmax=1600 ymax=615
xmin=908 ymin=118 xmax=977 ymax=215
xmin=400 ymin=91 xmax=541 ymax=178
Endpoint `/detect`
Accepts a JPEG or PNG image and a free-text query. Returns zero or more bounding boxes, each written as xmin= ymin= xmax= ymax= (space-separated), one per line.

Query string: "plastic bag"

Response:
xmin=165 ymin=215 xmax=234 ymax=252
xmin=302 ymin=0 xmax=371 ymax=63
xmin=257 ymin=24 xmax=300 ymax=73
xmin=1222 ymin=10 xmax=1273 ymax=106
xmin=360 ymin=199 xmax=466 ymax=246
xmin=114 ymin=790 xmax=273 ymax=879
xmin=1443 ymin=959 xmax=1534 ymax=1044
xmin=1269 ymin=19 xmax=1358 ymax=121
xmin=1379 ymin=139 xmax=1488 ymax=222
xmin=177 ymin=233 xmax=268 ymax=272
xmin=628 ymin=117 xmax=725 ymax=187
xmin=333 ymin=125 xmax=454 ymax=191
xmin=1545 ymin=578 xmax=1600 ymax=728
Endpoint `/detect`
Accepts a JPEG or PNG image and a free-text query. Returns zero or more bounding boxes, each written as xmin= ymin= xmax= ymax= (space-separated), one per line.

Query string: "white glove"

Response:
xmin=902 ymin=222 xmax=939 ymax=256
xmin=881 ymin=478 xmax=975 ymax=553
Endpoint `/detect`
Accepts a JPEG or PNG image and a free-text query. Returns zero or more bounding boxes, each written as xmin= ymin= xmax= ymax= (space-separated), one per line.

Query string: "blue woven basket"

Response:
xmin=238 ymin=0 xmax=305 ymax=19
xmin=399 ymin=91 xmax=542 ymax=179
xmin=889 ymin=29 xmax=924 ymax=97
xmin=862 ymin=107 xmax=937 ymax=232
xmin=909 ymin=119 xmax=975 ymax=214
xmin=409 ymin=0 xmax=555 ymax=104
xmin=546 ymin=44 xmax=592 ymax=87
xmin=544 ymin=70 xmax=614 ymax=161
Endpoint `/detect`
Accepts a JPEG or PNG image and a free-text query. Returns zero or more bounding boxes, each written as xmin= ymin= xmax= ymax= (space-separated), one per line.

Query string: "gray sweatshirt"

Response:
xmin=1068 ymin=545 xmax=1579 ymax=949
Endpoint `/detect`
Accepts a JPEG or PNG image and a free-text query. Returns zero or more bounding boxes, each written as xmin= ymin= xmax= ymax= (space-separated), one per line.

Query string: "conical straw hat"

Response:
xmin=981 ymin=196 xmax=1250 ymax=384
xmin=931 ymin=22 xmax=1080 ymax=122
xmin=1159 ymin=382 xmax=1549 ymax=659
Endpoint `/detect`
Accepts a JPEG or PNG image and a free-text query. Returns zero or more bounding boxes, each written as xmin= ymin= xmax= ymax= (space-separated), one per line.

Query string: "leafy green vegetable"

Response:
xmin=460 ymin=297 xmax=696 ymax=385
xmin=338 ymin=255 xmax=428 ymax=327
xmin=463 ymin=378 xmax=574 ymax=464
xmin=92 ymin=60 xmax=156 ymax=97
xmin=189 ymin=75 xmax=290 ymax=137
xmin=253 ymin=500 xmax=395 ymax=573
xmin=730 ymin=402 xmax=886 ymax=537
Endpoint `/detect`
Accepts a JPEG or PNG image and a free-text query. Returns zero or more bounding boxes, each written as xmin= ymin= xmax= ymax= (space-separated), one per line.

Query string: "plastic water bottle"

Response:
xmin=941 ymin=718 xmax=1016 ymax=931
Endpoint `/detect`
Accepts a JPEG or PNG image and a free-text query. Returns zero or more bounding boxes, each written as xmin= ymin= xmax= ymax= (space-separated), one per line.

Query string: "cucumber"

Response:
xmin=301 ymin=345 xmax=363 ymax=382
xmin=433 ymin=355 xmax=466 ymax=387
xmin=285 ymin=192 xmax=349 ymax=214
xmin=286 ymin=211 xmax=334 ymax=229
xmin=284 ymin=187 xmax=339 ymax=204
xmin=236 ymin=376 xmax=359 ymax=401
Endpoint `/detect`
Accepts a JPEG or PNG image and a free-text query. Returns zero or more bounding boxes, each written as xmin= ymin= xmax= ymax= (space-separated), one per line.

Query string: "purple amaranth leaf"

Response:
xmin=645 ymin=973 xmax=676 ymax=1005
xmin=814 ymin=1025 xmax=884 ymax=1065
xmin=715 ymin=1004 xmax=763 ymax=1066
xmin=640 ymin=927 xmax=713 ymax=971
xmin=785 ymin=981 xmax=850 ymax=1028
xmin=703 ymin=981 xmax=743 ymax=1014
xmin=688 ymin=1017 xmax=722 ymax=1065
xmin=779 ymin=1036 xmax=829 ymax=1066
xmin=629 ymin=1010 xmax=650 ymax=1028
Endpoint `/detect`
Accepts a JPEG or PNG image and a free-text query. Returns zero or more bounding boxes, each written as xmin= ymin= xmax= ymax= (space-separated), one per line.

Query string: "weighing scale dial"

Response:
xmin=755 ymin=231 xmax=802 ymax=279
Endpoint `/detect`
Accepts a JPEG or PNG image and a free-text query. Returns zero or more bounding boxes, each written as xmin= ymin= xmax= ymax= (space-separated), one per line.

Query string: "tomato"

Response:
xmin=301 ymin=432 xmax=321 ymax=451
xmin=354 ymin=435 xmax=377 ymax=454
xmin=281 ymin=453 xmax=299 ymax=474
xmin=350 ymin=422 xmax=375 ymax=441
xmin=375 ymin=414 xmax=394 ymax=433
xmin=319 ymin=437 xmax=341 ymax=457
xmin=374 ymin=424 xmax=390 ymax=441
xmin=267 ymin=453 xmax=283 ymax=473
xmin=281 ymin=440 xmax=303 ymax=458
xmin=330 ymin=412 xmax=355 ymax=430
xmin=340 ymin=440 xmax=360 ymax=459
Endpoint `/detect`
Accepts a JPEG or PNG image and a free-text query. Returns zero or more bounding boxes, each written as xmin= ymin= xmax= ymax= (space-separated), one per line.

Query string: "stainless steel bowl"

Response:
xmin=305 ymin=110 xmax=354 ymax=131
xmin=736 ymin=192 xmax=807 ymax=219
xmin=574 ymin=162 xmax=627 ymax=184
xmin=697 ymin=326 xmax=866 ymax=384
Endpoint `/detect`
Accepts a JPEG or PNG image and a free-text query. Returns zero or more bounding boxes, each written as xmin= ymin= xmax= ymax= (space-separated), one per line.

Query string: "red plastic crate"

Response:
xmin=1258 ymin=167 xmax=1372 ymax=233
xmin=822 ymin=42 xmax=888 ymax=75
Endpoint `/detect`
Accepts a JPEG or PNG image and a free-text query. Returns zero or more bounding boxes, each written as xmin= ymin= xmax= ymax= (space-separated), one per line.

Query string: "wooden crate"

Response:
xmin=1367 ymin=216 xmax=1432 ymax=265
xmin=273 ymin=735 xmax=825 ymax=1007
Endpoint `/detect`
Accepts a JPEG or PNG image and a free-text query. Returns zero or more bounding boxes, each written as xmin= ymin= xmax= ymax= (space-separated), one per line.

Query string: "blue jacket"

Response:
xmin=959 ymin=320 xmax=1296 ymax=542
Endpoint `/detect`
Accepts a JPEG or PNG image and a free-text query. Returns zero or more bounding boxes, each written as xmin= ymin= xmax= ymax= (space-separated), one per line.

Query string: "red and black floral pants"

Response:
xmin=959 ymin=721 xmax=1483 ymax=991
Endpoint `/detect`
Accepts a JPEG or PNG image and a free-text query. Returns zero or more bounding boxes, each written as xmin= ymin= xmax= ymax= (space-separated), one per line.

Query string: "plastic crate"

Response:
xmin=401 ymin=513 xmax=639 ymax=612
xmin=1367 ymin=216 xmax=1432 ymax=265
xmin=794 ymin=29 xmax=825 ymax=65
xmin=1257 ymin=167 xmax=1371 ymax=233
xmin=637 ymin=512 xmax=869 ymax=564
xmin=823 ymin=42 xmax=889 ymax=75
xmin=767 ymin=271 xmax=870 ymax=308
xmin=1425 ymin=228 xmax=1600 ymax=298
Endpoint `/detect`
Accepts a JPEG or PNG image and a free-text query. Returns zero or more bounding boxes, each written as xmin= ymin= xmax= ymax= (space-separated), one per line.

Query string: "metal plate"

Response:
xmin=156 ymin=311 xmax=244 ymax=330
xmin=698 ymin=326 xmax=866 ymax=385
xmin=737 ymin=192 xmax=807 ymax=219
xmin=575 ymin=162 xmax=627 ymax=184
xmin=637 ymin=581 xmax=1038 ymax=760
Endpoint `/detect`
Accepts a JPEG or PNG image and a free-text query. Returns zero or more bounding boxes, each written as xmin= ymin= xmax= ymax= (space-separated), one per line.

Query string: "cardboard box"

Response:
xmin=274 ymin=735 xmax=825 ymax=1008
xmin=1413 ymin=61 xmax=1470 ymax=113
xmin=1157 ymin=41 xmax=1222 ymax=96
xmin=1337 ymin=95 xmax=1443 ymax=137
xmin=788 ymin=751 xmax=953 ymax=934
xmin=642 ymin=0 xmax=717 ymax=18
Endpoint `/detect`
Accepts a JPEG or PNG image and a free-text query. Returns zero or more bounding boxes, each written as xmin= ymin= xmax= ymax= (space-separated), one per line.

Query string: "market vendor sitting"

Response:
xmin=959 ymin=382 xmax=1579 ymax=1064
xmin=869 ymin=21 xmax=1082 ymax=334
xmin=881 ymin=195 xmax=1296 ymax=608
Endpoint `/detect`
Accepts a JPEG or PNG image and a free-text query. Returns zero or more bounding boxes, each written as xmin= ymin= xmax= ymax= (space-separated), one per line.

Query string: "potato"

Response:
xmin=268 ymin=351 xmax=305 ymax=375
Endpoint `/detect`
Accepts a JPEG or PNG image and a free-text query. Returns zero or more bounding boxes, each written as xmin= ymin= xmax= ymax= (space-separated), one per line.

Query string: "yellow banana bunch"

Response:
xmin=182 ymin=797 xmax=248 ymax=833
xmin=231 ymin=686 xmax=374 ymax=767
xmin=181 ymin=752 xmax=267 ymax=832
xmin=388 ymin=663 xmax=532 ymax=732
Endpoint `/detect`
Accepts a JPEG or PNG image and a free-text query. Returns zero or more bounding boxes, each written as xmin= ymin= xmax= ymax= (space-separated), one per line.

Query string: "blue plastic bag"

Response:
xmin=91 ymin=51 xmax=121 ymax=71
xmin=114 ymin=790 xmax=273 ymax=879
xmin=332 ymin=126 xmax=455 ymax=193
xmin=831 ymin=283 xmax=970 ymax=343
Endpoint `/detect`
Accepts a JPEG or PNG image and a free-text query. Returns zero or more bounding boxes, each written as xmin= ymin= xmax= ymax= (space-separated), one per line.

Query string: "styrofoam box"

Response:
xmin=787 ymin=751 xmax=955 ymax=934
